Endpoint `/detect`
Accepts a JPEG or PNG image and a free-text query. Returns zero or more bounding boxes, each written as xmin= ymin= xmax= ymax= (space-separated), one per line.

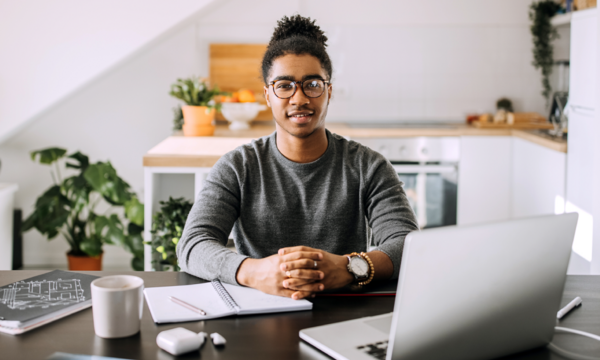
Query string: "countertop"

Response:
xmin=143 ymin=122 xmax=567 ymax=167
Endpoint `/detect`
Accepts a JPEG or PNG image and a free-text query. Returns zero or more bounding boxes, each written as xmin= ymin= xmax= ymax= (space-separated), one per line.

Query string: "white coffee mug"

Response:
xmin=91 ymin=275 xmax=144 ymax=338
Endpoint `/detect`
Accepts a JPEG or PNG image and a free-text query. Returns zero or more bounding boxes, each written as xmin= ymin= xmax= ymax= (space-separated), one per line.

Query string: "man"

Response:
xmin=177 ymin=15 xmax=418 ymax=300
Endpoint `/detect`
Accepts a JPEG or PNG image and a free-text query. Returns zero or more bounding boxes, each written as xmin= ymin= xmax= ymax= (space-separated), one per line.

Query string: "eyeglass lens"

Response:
xmin=273 ymin=80 xmax=326 ymax=99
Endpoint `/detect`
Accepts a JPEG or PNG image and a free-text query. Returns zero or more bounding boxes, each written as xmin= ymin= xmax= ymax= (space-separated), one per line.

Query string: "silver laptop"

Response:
xmin=300 ymin=213 xmax=578 ymax=360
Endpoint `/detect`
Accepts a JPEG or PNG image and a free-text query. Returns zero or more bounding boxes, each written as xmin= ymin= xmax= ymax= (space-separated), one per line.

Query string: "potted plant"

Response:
xmin=169 ymin=77 xmax=225 ymax=137
xmin=172 ymin=105 xmax=184 ymax=134
xmin=529 ymin=0 xmax=561 ymax=104
xmin=23 ymin=147 xmax=145 ymax=271
xmin=149 ymin=197 xmax=193 ymax=271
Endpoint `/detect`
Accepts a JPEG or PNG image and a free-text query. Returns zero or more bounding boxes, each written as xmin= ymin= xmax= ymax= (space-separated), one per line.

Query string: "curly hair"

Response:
xmin=261 ymin=15 xmax=333 ymax=84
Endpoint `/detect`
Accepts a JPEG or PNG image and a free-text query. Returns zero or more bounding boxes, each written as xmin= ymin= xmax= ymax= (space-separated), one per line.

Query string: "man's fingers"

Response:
xmin=278 ymin=246 xmax=317 ymax=256
xmin=282 ymin=278 xmax=316 ymax=288
xmin=280 ymin=259 xmax=319 ymax=271
xmin=291 ymin=291 xmax=314 ymax=300
xmin=283 ymin=280 xmax=324 ymax=292
xmin=280 ymin=251 xmax=323 ymax=262
xmin=284 ymin=269 xmax=323 ymax=280
xmin=280 ymin=289 xmax=297 ymax=298
xmin=280 ymin=289 xmax=313 ymax=300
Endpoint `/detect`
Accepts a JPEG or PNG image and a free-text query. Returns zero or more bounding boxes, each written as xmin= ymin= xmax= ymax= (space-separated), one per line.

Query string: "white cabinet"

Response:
xmin=569 ymin=8 xmax=597 ymax=113
xmin=458 ymin=137 xmax=511 ymax=225
xmin=0 ymin=183 xmax=18 ymax=270
xmin=565 ymin=110 xmax=596 ymax=274
xmin=510 ymin=138 xmax=592 ymax=275
xmin=459 ymin=136 xmax=582 ymax=272
xmin=594 ymin=0 xmax=600 ymax=276
xmin=511 ymin=138 xmax=566 ymax=218
xmin=563 ymin=7 xmax=599 ymax=274
xmin=458 ymin=136 xmax=567 ymax=226
xmin=566 ymin=112 xmax=595 ymax=214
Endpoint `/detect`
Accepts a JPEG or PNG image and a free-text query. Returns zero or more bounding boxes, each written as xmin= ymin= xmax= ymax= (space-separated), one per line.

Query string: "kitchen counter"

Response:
xmin=143 ymin=122 xmax=567 ymax=167
xmin=141 ymin=122 xmax=568 ymax=270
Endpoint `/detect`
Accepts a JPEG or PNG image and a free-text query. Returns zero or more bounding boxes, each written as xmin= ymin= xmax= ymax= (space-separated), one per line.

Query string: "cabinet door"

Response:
xmin=565 ymin=111 xmax=595 ymax=274
xmin=458 ymin=137 xmax=511 ymax=225
xmin=569 ymin=8 xmax=598 ymax=111
xmin=511 ymin=138 xmax=566 ymax=218
xmin=567 ymin=112 xmax=595 ymax=213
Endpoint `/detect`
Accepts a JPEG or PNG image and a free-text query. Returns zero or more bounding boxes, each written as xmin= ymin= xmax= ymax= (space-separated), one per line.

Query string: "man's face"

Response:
xmin=264 ymin=54 xmax=332 ymax=139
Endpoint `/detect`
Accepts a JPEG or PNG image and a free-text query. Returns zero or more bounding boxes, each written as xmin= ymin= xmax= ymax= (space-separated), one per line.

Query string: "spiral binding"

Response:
xmin=211 ymin=280 xmax=241 ymax=312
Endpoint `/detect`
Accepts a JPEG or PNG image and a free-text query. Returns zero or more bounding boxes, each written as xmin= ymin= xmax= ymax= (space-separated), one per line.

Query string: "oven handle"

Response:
xmin=392 ymin=165 xmax=457 ymax=173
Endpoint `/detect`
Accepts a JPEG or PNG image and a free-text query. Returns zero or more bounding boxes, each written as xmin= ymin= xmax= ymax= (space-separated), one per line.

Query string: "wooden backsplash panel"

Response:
xmin=210 ymin=44 xmax=272 ymax=121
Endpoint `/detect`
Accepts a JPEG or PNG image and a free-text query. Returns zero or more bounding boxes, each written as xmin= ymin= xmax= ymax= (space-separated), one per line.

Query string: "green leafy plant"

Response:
xmin=23 ymin=147 xmax=145 ymax=270
xmin=496 ymin=98 xmax=514 ymax=112
xmin=172 ymin=105 xmax=184 ymax=131
xmin=169 ymin=77 xmax=225 ymax=111
xmin=529 ymin=0 xmax=561 ymax=103
xmin=149 ymin=197 xmax=193 ymax=271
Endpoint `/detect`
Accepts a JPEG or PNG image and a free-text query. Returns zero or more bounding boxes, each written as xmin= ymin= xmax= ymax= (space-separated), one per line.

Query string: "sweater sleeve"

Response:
xmin=363 ymin=153 xmax=419 ymax=279
xmin=176 ymin=151 xmax=249 ymax=285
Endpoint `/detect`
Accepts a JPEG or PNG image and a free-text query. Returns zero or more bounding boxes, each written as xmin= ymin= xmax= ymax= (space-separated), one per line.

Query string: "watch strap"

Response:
xmin=357 ymin=252 xmax=375 ymax=286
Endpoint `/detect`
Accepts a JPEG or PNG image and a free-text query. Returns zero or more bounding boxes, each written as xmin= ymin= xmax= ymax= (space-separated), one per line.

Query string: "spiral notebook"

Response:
xmin=144 ymin=280 xmax=312 ymax=323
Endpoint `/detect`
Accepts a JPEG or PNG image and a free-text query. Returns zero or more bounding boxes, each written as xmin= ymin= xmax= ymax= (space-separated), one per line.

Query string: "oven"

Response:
xmin=353 ymin=137 xmax=460 ymax=229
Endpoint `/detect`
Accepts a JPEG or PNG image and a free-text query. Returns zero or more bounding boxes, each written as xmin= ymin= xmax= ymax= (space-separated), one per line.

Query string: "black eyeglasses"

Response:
xmin=268 ymin=79 xmax=331 ymax=99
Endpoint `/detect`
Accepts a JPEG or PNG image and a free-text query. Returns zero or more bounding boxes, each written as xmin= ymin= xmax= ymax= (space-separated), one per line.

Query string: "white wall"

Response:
xmin=0 ymin=0 xmax=555 ymax=268
xmin=196 ymin=0 xmax=547 ymax=122
xmin=0 ymin=19 xmax=203 ymax=268
xmin=0 ymin=0 xmax=214 ymax=144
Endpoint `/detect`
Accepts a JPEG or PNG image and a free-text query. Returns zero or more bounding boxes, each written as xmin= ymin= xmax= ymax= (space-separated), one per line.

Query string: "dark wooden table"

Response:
xmin=0 ymin=271 xmax=599 ymax=360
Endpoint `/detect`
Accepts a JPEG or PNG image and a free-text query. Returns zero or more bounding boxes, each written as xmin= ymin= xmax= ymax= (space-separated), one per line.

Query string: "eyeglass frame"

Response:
xmin=267 ymin=79 xmax=331 ymax=99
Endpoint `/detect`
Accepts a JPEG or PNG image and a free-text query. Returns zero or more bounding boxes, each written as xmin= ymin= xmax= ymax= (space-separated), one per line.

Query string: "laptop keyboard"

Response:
xmin=357 ymin=340 xmax=388 ymax=360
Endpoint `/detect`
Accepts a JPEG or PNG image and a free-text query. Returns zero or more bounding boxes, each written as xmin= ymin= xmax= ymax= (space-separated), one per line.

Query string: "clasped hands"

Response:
xmin=236 ymin=246 xmax=354 ymax=300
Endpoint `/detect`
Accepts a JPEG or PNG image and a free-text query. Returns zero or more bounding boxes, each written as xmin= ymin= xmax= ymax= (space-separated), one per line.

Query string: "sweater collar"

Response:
xmin=270 ymin=129 xmax=334 ymax=171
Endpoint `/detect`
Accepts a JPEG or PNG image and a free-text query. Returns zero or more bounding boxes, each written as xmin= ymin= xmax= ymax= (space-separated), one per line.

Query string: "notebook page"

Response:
xmin=144 ymin=283 xmax=235 ymax=323
xmin=221 ymin=283 xmax=312 ymax=315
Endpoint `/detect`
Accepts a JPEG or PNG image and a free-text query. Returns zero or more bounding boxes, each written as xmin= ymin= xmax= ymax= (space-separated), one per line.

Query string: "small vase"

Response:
xmin=67 ymin=251 xmax=103 ymax=271
xmin=181 ymin=106 xmax=216 ymax=136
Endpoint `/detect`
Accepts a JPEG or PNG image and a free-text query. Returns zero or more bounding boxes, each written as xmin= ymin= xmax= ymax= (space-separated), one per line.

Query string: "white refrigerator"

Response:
xmin=565 ymin=8 xmax=598 ymax=274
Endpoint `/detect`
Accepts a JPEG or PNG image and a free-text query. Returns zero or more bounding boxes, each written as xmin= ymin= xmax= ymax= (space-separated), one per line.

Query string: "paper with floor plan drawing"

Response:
xmin=0 ymin=270 xmax=99 ymax=334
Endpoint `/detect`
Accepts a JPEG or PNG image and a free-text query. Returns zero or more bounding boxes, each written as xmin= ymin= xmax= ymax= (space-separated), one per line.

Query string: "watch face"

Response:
xmin=350 ymin=257 xmax=369 ymax=277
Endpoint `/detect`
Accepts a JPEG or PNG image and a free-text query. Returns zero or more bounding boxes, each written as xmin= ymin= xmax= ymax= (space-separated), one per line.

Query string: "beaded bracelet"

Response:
xmin=358 ymin=252 xmax=375 ymax=286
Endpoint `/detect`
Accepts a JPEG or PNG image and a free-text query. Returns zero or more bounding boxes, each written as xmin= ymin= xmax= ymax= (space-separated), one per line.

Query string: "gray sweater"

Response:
xmin=177 ymin=130 xmax=419 ymax=285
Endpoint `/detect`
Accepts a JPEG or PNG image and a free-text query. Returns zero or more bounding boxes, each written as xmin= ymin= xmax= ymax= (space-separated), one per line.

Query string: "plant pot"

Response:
xmin=67 ymin=251 xmax=103 ymax=271
xmin=181 ymin=106 xmax=216 ymax=136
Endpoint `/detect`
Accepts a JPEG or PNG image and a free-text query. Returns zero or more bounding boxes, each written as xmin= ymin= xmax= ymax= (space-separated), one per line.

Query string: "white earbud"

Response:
xmin=210 ymin=332 xmax=227 ymax=346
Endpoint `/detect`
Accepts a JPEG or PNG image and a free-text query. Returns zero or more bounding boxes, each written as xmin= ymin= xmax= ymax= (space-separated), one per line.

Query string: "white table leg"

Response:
xmin=143 ymin=169 xmax=155 ymax=271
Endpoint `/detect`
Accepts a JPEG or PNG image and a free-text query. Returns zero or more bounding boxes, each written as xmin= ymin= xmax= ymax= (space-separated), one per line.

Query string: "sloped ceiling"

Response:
xmin=0 ymin=0 xmax=218 ymax=144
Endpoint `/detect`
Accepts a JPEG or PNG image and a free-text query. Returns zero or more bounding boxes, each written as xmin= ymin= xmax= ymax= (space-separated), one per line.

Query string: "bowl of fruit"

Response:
xmin=220 ymin=90 xmax=267 ymax=130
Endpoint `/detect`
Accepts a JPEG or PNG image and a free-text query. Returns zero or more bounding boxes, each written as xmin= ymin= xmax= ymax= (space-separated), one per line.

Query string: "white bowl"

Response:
xmin=220 ymin=102 xmax=267 ymax=130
